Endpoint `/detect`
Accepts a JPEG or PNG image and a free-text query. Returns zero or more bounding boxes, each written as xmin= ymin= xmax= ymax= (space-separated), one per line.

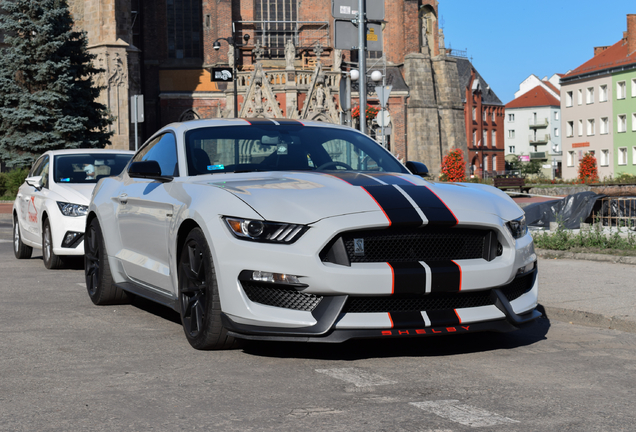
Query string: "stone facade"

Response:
xmin=68 ymin=0 xmax=466 ymax=173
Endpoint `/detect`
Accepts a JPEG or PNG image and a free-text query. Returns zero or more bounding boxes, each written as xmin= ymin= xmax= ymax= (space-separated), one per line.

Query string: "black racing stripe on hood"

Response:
xmin=362 ymin=185 xmax=422 ymax=227
xmin=245 ymin=118 xmax=276 ymax=125
xmin=324 ymin=171 xmax=384 ymax=186
xmin=398 ymin=185 xmax=458 ymax=226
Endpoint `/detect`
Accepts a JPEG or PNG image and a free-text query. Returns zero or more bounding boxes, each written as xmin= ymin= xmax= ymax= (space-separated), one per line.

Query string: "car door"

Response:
xmin=115 ymin=133 xmax=180 ymax=293
xmin=18 ymin=155 xmax=50 ymax=244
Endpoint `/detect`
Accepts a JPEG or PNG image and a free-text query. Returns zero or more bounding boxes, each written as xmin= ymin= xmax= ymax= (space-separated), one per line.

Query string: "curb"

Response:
xmin=542 ymin=305 xmax=636 ymax=334
xmin=536 ymin=248 xmax=636 ymax=265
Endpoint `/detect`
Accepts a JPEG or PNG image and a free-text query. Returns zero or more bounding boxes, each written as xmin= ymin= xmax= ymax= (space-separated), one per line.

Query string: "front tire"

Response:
xmin=178 ymin=228 xmax=238 ymax=350
xmin=84 ymin=218 xmax=129 ymax=305
xmin=42 ymin=219 xmax=64 ymax=269
xmin=13 ymin=216 xmax=33 ymax=259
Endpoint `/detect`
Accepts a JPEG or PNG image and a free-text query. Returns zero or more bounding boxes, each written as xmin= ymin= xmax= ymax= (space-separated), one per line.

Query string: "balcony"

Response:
xmin=528 ymin=118 xmax=549 ymax=128
xmin=528 ymin=133 xmax=550 ymax=145
xmin=530 ymin=152 xmax=547 ymax=160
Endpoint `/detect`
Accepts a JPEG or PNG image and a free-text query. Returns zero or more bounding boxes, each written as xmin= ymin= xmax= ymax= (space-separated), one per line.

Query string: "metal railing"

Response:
xmin=528 ymin=118 xmax=549 ymax=128
xmin=528 ymin=133 xmax=550 ymax=144
xmin=592 ymin=197 xmax=636 ymax=228
xmin=530 ymin=152 xmax=547 ymax=160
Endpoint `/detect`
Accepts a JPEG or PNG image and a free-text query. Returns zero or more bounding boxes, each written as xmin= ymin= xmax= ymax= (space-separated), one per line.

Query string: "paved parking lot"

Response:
xmin=2 ymin=228 xmax=636 ymax=431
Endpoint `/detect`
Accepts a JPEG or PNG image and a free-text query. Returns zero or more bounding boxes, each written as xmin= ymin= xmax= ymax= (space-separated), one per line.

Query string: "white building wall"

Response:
xmin=560 ymin=74 xmax=614 ymax=180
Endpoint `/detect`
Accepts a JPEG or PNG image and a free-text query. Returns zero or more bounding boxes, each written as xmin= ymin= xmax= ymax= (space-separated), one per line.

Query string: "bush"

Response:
xmin=0 ymin=168 xmax=28 ymax=200
xmin=440 ymin=148 xmax=466 ymax=182
xmin=577 ymin=152 xmax=599 ymax=183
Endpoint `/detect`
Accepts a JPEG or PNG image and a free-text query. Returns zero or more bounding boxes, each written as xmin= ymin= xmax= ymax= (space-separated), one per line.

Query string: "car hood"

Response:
xmin=195 ymin=171 xmax=523 ymax=225
xmin=50 ymin=183 xmax=95 ymax=205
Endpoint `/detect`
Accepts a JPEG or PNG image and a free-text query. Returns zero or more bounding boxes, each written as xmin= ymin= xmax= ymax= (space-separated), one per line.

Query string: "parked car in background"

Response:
xmin=85 ymin=118 xmax=539 ymax=350
xmin=13 ymin=149 xmax=134 ymax=268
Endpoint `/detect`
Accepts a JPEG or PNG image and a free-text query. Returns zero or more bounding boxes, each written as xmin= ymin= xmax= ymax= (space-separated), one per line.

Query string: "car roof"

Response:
xmin=44 ymin=149 xmax=135 ymax=157
xmin=163 ymin=118 xmax=357 ymax=135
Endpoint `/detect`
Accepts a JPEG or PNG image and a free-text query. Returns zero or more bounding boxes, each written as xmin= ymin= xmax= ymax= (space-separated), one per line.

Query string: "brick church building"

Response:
xmin=68 ymin=0 xmax=468 ymax=177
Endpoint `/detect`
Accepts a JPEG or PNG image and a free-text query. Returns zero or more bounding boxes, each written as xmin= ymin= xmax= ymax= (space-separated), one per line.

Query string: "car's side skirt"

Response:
xmin=116 ymin=281 xmax=178 ymax=311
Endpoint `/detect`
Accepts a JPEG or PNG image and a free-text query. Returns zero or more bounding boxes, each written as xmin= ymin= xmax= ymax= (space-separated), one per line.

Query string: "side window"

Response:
xmin=39 ymin=157 xmax=50 ymax=189
xmin=133 ymin=133 xmax=179 ymax=176
xmin=30 ymin=155 xmax=48 ymax=177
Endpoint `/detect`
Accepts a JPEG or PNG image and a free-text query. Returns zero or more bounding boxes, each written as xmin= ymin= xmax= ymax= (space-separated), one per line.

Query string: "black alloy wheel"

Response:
xmin=178 ymin=228 xmax=238 ymax=350
xmin=84 ymin=218 xmax=129 ymax=305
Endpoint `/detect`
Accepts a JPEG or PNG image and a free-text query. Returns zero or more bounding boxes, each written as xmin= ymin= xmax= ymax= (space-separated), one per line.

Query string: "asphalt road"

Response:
xmin=1 ymin=231 xmax=636 ymax=431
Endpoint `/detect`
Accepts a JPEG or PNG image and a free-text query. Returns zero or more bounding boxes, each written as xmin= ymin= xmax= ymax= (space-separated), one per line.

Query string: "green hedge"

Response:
xmin=0 ymin=168 xmax=29 ymax=200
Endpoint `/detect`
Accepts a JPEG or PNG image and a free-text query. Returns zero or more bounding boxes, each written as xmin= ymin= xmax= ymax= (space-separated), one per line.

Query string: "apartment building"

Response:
xmin=561 ymin=14 xmax=636 ymax=179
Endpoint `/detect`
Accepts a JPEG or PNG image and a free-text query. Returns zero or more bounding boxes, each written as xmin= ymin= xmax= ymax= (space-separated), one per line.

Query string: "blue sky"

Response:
xmin=440 ymin=0 xmax=635 ymax=104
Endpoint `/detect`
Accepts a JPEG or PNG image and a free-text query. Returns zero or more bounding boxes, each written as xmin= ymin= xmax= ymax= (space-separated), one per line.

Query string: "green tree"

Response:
xmin=0 ymin=0 xmax=112 ymax=168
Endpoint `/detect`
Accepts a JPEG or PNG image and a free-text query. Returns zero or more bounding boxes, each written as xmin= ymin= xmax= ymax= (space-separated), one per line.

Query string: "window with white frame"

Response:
xmin=567 ymin=151 xmax=575 ymax=167
xmin=578 ymin=119 xmax=583 ymax=136
xmin=554 ymin=111 xmax=559 ymax=120
xmin=472 ymin=107 xmax=476 ymax=121
xmin=508 ymin=130 xmax=515 ymax=138
xmin=483 ymin=130 xmax=487 ymax=147
xmin=483 ymin=110 xmax=487 ymax=122
xmin=632 ymin=78 xmax=636 ymax=97
xmin=492 ymin=130 xmax=496 ymax=148
xmin=618 ymin=114 xmax=627 ymax=133
xmin=601 ymin=117 xmax=609 ymax=134
xmin=587 ymin=119 xmax=595 ymax=136
xmin=554 ymin=127 xmax=559 ymax=137
xmin=617 ymin=81 xmax=626 ymax=99
xmin=483 ymin=155 xmax=489 ymax=172
xmin=473 ymin=130 xmax=477 ymax=146
xmin=508 ymin=113 xmax=515 ymax=122
xmin=633 ymin=147 xmax=636 ymax=165
xmin=577 ymin=89 xmax=582 ymax=105
xmin=566 ymin=91 xmax=573 ymax=107
xmin=600 ymin=149 xmax=609 ymax=167
xmin=508 ymin=145 xmax=515 ymax=153
xmin=586 ymin=87 xmax=594 ymax=104
xmin=618 ymin=147 xmax=627 ymax=165
xmin=567 ymin=121 xmax=574 ymax=137
xmin=632 ymin=113 xmax=636 ymax=131
xmin=600 ymin=84 xmax=608 ymax=102
xmin=492 ymin=111 xmax=496 ymax=122
xmin=492 ymin=154 xmax=497 ymax=172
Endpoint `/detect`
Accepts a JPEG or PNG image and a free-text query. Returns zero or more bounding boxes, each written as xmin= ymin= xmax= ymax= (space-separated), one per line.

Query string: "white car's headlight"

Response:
xmin=57 ymin=202 xmax=88 ymax=217
xmin=506 ymin=215 xmax=527 ymax=239
xmin=223 ymin=217 xmax=307 ymax=244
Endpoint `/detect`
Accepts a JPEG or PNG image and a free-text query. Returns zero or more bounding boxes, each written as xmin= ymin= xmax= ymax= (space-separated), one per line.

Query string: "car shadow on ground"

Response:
xmin=241 ymin=314 xmax=551 ymax=361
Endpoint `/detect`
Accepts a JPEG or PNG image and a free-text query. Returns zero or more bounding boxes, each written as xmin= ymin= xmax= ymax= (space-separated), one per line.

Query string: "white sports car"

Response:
xmin=85 ymin=118 xmax=540 ymax=350
xmin=12 ymin=149 xmax=134 ymax=268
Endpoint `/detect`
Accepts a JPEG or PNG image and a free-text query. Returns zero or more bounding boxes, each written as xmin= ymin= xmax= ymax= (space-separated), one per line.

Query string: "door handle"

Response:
xmin=117 ymin=193 xmax=128 ymax=204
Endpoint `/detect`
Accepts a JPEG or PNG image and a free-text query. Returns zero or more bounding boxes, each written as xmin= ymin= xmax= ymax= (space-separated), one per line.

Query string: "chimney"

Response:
xmin=628 ymin=14 xmax=636 ymax=56
xmin=594 ymin=46 xmax=609 ymax=56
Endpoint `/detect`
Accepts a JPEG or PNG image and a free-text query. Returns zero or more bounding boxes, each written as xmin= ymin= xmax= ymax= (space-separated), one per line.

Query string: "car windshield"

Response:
xmin=184 ymin=124 xmax=408 ymax=176
xmin=53 ymin=153 xmax=133 ymax=184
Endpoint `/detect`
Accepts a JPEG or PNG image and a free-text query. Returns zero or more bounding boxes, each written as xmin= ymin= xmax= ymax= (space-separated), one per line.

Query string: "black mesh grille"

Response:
xmin=242 ymin=282 xmax=323 ymax=311
xmin=341 ymin=273 xmax=535 ymax=314
xmin=323 ymin=227 xmax=495 ymax=263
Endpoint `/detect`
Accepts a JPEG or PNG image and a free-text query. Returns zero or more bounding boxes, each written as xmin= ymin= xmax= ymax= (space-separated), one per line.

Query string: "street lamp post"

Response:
xmin=213 ymin=32 xmax=249 ymax=118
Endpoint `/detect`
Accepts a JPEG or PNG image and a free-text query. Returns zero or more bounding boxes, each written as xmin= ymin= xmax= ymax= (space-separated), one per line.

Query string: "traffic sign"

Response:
xmin=375 ymin=84 xmax=392 ymax=108
xmin=375 ymin=109 xmax=390 ymax=127
xmin=334 ymin=21 xmax=383 ymax=51
xmin=332 ymin=0 xmax=384 ymax=21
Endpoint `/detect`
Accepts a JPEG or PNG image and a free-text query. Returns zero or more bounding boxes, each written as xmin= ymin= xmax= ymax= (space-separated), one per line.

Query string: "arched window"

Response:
xmin=167 ymin=0 xmax=202 ymax=59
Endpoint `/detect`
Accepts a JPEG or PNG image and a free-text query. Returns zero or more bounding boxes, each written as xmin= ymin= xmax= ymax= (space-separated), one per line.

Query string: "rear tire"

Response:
xmin=42 ymin=219 xmax=64 ymax=269
xmin=13 ymin=216 xmax=33 ymax=259
xmin=178 ymin=228 xmax=239 ymax=350
xmin=84 ymin=218 xmax=129 ymax=305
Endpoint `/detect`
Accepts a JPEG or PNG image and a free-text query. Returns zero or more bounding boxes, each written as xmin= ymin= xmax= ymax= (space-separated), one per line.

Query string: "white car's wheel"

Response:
xmin=42 ymin=219 xmax=64 ymax=269
xmin=84 ymin=218 xmax=130 ymax=305
xmin=178 ymin=228 xmax=239 ymax=350
xmin=13 ymin=216 xmax=33 ymax=259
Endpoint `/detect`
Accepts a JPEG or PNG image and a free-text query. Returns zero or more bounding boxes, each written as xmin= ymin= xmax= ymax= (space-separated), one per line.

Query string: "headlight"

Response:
xmin=506 ymin=215 xmax=527 ymax=239
xmin=57 ymin=202 xmax=88 ymax=217
xmin=223 ymin=217 xmax=308 ymax=243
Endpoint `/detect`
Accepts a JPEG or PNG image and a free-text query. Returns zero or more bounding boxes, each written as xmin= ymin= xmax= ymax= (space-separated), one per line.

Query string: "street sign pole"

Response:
xmin=358 ymin=0 xmax=366 ymax=135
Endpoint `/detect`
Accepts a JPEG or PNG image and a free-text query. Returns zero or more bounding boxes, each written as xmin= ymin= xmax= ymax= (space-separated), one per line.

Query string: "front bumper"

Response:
xmin=222 ymin=268 xmax=540 ymax=343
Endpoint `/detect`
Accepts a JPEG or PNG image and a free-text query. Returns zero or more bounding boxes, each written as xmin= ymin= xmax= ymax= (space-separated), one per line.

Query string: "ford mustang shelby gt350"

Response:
xmin=85 ymin=118 xmax=540 ymax=350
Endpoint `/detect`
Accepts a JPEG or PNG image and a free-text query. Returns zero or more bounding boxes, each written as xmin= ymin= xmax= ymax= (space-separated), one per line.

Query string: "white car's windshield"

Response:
xmin=184 ymin=124 xmax=408 ymax=176
xmin=54 ymin=153 xmax=133 ymax=184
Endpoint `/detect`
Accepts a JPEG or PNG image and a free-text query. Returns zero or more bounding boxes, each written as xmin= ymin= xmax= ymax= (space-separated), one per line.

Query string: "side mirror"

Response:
xmin=405 ymin=161 xmax=429 ymax=177
xmin=25 ymin=176 xmax=43 ymax=190
xmin=128 ymin=161 xmax=173 ymax=183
